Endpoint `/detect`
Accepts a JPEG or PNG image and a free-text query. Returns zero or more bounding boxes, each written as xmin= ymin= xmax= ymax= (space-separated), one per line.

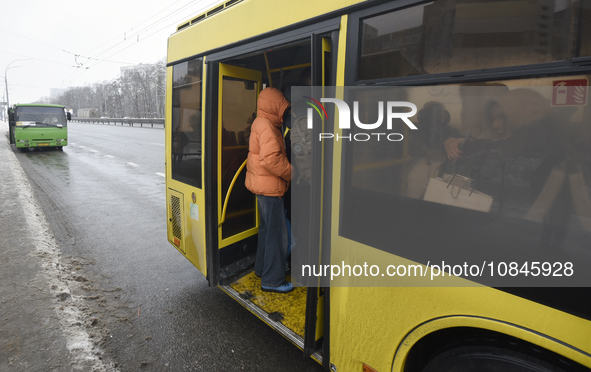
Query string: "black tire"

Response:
xmin=421 ymin=345 xmax=567 ymax=372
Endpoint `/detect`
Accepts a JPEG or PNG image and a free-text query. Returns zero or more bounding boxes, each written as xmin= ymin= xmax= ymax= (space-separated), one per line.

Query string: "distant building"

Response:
xmin=78 ymin=108 xmax=99 ymax=118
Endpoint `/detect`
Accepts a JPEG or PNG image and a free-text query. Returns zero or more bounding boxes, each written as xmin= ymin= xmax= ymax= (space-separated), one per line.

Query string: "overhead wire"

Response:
xmin=61 ymin=1 xmax=199 ymax=85
xmin=85 ymin=0 xmax=208 ymax=61
xmin=65 ymin=0 xmax=211 ymax=85
xmin=66 ymin=0 xmax=217 ymax=85
xmin=0 ymin=50 xmax=80 ymax=68
xmin=79 ymin=0 xmax=187 ymax=56
xmin=0 ymin=25 xmax=136 ymax=87
xmin=0 ymin=27 xmax=132 ymax=65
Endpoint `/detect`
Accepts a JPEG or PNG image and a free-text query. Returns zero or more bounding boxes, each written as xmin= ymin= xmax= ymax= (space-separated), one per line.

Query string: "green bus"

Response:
xmin=8 ymin=104 xmax=68 ymax=150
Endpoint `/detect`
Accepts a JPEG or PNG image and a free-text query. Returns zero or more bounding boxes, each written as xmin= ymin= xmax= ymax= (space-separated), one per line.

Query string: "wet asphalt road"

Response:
xmin=12 ymin=122 xmax=323 ymax=372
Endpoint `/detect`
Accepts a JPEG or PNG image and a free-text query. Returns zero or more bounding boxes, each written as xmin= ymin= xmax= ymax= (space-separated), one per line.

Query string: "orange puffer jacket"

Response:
xmin=245 ymin=87 xmax=292 ymax=197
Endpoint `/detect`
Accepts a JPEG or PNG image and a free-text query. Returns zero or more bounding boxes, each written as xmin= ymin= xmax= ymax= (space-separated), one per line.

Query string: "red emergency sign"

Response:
xmin=552 ymin=79 xmax=588 ymax=106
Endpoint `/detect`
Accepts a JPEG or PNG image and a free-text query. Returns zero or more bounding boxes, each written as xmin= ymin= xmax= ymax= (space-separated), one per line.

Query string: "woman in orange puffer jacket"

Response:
xmin=245 ymin=87 xmax=294 ymax=293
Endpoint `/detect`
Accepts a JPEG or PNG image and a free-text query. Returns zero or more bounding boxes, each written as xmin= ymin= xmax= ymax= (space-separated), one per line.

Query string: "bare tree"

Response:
xmin=51 ymin=59 xmax=166 ymax=118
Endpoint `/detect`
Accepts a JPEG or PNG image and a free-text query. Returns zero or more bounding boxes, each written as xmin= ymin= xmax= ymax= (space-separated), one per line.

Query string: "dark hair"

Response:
xmin=417 ymin=101 xmax=451 ymax=127
xmin=416 ymin=101 xmax=451 ymax=148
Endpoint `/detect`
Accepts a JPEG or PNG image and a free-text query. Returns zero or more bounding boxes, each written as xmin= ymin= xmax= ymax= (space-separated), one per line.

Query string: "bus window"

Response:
xmin=15 ymin=106 xmax=67 ymax=125
xmin=171 ymin=57 xmax=203 ymax=188
xmin=339 ymin=78 xmax=591 ymax=283
xmin=219 ymin=73 xmax=259 ymax=240
xmin=358 ymin=0 xmax=590 ymax=80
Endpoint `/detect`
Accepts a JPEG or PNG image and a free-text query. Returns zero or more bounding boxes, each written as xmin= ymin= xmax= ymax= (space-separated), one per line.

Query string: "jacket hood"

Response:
xmin=257 ymin=87 xmax=290 ymax=127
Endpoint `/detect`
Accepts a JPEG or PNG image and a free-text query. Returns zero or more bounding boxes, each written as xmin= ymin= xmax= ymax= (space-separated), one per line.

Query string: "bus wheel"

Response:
xmin=421 ymin=345 xmax=567 ymax=372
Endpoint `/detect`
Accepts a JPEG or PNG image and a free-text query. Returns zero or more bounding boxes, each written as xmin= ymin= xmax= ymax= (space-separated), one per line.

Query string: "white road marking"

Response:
xmin=151 ymin=142 xmax=164 ymax=147
xmin=126 ymin=162 xmax=140 ymax=167
xmin=90 ymin=150 xmax=98 ymax=153
xmin=156 ymin=172 xmax=165 ymax=177
xmin=105 ymin=155 xmax=114 ymax=158
xmin=78 ymin=145 xmax=85 ymax=148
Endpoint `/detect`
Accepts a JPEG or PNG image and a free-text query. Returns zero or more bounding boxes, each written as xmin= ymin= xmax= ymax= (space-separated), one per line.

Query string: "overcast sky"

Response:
xmin=2 ymin=0 xmax=221 ymax=105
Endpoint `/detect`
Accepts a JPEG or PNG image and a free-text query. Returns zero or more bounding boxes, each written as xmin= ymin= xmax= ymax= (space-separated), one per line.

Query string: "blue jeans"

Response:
xmin=255 ymin=195 xmax=288 ymax=287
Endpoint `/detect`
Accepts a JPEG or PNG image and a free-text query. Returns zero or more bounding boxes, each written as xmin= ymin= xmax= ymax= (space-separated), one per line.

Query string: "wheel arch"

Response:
xmin=393 ymin=316 xmax=591 ymax=372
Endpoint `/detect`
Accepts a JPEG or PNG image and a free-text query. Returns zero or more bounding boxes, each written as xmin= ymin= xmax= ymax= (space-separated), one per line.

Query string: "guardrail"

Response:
xmin=71 ymin=118 xmax=164 ymax=128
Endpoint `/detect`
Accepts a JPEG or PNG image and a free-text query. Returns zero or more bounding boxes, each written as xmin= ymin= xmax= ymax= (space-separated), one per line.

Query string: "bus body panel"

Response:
xmin=330 ymin=286 xmax=591 ymax=372
xmin=166 ymin=61 xmax=209 ymax=276
xmin=167 ymin=0 xmax=366 ymax=64
xmin=14 ymin=126 xmax=68 ymax=148
xmin=166 ymin=1 xmax=591 ymax=370
xmin=326 ymin=46 xmax=591 ymax=368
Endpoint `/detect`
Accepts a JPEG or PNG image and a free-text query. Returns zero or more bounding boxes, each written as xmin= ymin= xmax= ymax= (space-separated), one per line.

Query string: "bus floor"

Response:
xmin=229 ymin=271 xmax=306 ymax=338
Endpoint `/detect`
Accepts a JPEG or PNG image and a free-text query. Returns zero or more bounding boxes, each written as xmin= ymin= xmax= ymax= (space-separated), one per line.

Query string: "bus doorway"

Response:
xmin=206 ymin=36 xmax=331 ymax=361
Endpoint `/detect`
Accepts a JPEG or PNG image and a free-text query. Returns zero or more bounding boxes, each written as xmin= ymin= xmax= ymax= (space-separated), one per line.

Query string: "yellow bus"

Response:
xmin=165 ymin=1 xmax=591 ymax=371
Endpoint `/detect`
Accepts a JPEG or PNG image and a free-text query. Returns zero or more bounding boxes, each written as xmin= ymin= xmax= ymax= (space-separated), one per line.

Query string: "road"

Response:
xmin=8 ymin=122 xmax=323 ymax=371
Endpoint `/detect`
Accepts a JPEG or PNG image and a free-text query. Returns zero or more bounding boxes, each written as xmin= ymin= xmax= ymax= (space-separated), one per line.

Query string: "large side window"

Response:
xmin=171 ymin=58 xmax=203 ymax=188
xmin=339 ymin=77 xmax=591 ymax=271
xmin=358 ymin=0 xmax=591 ymax=81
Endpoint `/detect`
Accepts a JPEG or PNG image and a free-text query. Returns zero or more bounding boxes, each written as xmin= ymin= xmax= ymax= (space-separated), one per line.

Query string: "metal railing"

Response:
xmin=71 ymin=118 xmax=164 ymax=128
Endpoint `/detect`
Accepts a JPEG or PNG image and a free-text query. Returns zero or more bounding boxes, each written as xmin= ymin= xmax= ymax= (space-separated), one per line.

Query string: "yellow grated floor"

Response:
xmin=230 ymin=271 xmax=306 ymax=338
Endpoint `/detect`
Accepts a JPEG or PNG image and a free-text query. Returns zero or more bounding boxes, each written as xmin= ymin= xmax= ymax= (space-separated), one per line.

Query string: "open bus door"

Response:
xmin=207 ymin=63 xmax=262 ymax=286
xmin=8 ymin=107 xmax=15 ymax=144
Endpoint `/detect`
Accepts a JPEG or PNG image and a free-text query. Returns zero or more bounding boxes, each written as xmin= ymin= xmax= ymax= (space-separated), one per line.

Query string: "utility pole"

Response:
xmin=4 ymin=59 xmax=30 ymax=109
xmin=4 ymin=73 xmax=9 ymax=109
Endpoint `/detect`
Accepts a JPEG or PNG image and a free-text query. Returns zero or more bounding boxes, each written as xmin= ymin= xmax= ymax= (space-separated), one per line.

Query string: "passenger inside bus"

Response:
xmin=405 ymin=101 xmax=460 ymax=199
xmin=42 ymin=115 xmax=60 ymax=124
xmin=444 ymin=89 xmax=559 ymax=160
xmin=245 ymin=87 xmax=294 ymax=293
xmin=281 ymin=67 xmax=311 ymax=217
xmin=441 ymin=88 xmax=590 ymax=248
